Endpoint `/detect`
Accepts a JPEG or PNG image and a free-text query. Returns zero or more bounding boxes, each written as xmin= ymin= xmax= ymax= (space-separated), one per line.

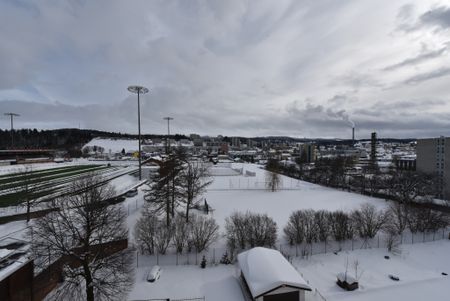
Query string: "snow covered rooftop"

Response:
xmin=83 ymin=138 xmax=139 ymax=153
xmin=237 ymin=247 xmax=311 ymax=298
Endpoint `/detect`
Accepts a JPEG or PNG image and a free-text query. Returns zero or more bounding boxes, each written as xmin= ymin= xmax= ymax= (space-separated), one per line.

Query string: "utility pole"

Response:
xmin=4 ymin=113 xmax=20 ymax=148
xmin=163 ymin=117 xmax=174 ymax=154
xmin=127 ymin=86 xmax=149 ymax=180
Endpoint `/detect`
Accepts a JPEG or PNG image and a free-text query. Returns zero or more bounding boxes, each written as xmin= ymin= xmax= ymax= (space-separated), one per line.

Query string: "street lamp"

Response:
xmin=4 ymin=112 xmax=20 ymax=149
xmin=127 ymin=85 xmax=149 ymax=180
xmin=163 ymin=117 xmax=174 ymax=154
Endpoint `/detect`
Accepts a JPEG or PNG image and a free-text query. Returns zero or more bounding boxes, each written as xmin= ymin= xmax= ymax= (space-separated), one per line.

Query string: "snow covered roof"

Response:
xmin=83 ymin=138 xmax=139 ymax=153
xmin=238 ymin=247 xmax=311 ymax=298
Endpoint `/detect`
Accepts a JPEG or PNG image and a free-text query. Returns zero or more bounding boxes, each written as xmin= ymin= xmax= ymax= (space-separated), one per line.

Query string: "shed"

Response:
xmin=237 ymin=247 xmax=311 ymax=301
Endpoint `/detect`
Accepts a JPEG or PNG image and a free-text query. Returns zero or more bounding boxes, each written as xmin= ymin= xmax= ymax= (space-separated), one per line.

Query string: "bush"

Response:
xmin=200 ymin=255 xmax=207 ymax=269
xmin=172 ymin=215 xmax=190 ymax=253
xmin=225 ymin=211 xmax=277 ymax=251
xmin=329 ymin=211 xmax=354 ymax=241
xmin=351 ymin=204 xmax=388 ymax=239
xmin=283 ymin=209 xmax=316 ymax=244
xmin=134 ymin=211 xmax=159 ymax=254
xmin=190 ymin=214 xmax=219 ymax=252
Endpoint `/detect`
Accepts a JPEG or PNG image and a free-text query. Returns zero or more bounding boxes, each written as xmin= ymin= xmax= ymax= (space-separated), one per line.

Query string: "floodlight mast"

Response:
xmin=163 ymin=117 xmax=174 ymax=154
xmin=4 ymin=113 xmax=20 ymax=148
xmin=127 ymin=85 xmax=149 ymax=180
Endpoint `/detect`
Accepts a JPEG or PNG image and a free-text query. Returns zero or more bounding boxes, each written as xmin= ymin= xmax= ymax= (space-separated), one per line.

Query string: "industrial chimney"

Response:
xmin=352 ymin=127 xmax=355 ymax=145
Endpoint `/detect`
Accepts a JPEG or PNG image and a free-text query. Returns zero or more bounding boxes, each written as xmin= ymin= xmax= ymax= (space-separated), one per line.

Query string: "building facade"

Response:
xmin=416 ymin=136 xmax=450 ymax=200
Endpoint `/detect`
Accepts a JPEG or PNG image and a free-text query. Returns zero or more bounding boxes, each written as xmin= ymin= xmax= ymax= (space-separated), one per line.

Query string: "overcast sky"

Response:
xmin=1 ymin=0 xmax=450 ymax=139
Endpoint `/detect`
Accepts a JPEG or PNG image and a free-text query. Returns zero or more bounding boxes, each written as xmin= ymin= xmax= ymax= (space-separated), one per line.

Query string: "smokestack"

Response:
xmin=352 ymin=127 xmax=355 ymax=145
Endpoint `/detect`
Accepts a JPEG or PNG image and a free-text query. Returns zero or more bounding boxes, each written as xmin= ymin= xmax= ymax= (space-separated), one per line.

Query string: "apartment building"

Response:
xmin=416 ymin=136 xmax=450 ymax=200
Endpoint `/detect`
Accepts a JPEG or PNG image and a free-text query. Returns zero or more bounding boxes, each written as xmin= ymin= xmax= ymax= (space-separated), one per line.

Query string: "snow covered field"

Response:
xmin=206 ymin=163 xmax=388 ymax=235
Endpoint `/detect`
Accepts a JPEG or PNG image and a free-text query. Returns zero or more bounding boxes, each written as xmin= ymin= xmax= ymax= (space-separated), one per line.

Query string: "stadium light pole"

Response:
xmin=163 ymin=117 xmax=173 ymax=154
xmin=127 ymin=85 xmax=149 ymax=180
xmin=4 ymin=113 xmax=20 ymax=148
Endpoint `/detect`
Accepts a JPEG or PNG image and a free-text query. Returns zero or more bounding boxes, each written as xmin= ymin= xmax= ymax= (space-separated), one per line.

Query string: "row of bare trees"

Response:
xmin=278 ymin=156 xmax=442 ymax=204
xmin=284 ymin=203 xmax=449 ymax=246
xmin=134 ymin=212 xmax=219 ymax=254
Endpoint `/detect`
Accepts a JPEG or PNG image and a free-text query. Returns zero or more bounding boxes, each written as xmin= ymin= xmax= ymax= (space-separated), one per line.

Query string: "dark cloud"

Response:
xmin=404 ymin=67 xmax=450 ymax=84
xmin=383 ymin=46 xmax=448 ymax=71
xmin=420 ymin=6 xmax=450 ymax=29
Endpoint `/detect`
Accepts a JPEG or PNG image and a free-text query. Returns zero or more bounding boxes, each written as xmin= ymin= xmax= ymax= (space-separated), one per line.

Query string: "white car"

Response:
xmin=147 ymin=265 xmax=162 ymax=282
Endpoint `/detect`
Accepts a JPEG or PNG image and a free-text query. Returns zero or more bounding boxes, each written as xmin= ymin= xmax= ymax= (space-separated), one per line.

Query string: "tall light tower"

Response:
xmin=163 ymin=117 xmax=174 ymax=154
xmin=127 ymin=85 xmax=149 ymax=180
xmin=4 ymin=113 xmax=20 ymax=148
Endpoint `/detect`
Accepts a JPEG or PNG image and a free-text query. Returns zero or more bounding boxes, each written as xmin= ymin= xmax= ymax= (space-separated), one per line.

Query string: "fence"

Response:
xmin=134 ymin=228 xmax=450 ymax=268
xmin=133 ymin=297 xmax=206 ymax=301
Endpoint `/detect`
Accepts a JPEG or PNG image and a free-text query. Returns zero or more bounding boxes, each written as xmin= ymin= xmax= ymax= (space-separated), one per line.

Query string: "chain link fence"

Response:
xmin=134 ymin=228 xmax=449 ymax=267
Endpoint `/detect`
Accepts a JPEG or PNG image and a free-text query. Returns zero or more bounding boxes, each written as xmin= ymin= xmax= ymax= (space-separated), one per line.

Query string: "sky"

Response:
xmin=0 ymin=0 xmax=450 ymax=139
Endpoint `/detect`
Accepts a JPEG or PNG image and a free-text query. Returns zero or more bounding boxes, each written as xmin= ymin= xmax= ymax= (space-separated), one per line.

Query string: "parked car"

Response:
xmin=125 ymin=188 xmax=138 ymax=198
xmin=147 ymin=265 xmax=162 ymax=282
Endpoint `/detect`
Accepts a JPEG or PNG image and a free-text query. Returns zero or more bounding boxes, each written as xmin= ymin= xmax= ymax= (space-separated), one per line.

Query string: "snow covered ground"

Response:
xmin=206 ymin=163 xmax=388 ymax=237
xmin=0 ymin=158 xmax=93 ymax=175
xmin=128 ymin=265 xmax=243 ymax=301
xmin=295 ymin=240 xmax=450 ymax=301
xmin=128 ymin=240 xmax=450 ymax=301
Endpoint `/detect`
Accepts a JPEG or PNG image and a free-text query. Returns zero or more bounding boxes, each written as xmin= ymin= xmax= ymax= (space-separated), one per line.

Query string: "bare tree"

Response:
xmin=351 ymin=203 xmax=388 ymax=239
xmin=385 ymin=202 xmax=408 ymax=235
xmin=172 ymin=215 xmax=191 ymax=253
xmin=265 ymin=170 xmax=281 ymax=192
xmin=406 ymin=206 xmax=448 ymax=233
xmin=179 ymin=161 xmax=212 ymax=222
xmin=315 ymin=210 xmax=331 ymax=242
xmin=29 ymin=175 xmax=133 ymax=301
xmin=283 ymin=210 xmax=317 ymax=245
xmin=265 ymin=158 xmax=281 ymax=192
xmin=226 ymin=211 xmax=277 ymax=250
xmin=190 ymin=214 xmax=219 ymax=252
xmin=225 ymin=212 xmax=249 ymax=252
xmin=284 ymin=211 xmax=306 ymax=245
xmin=154 ymin=219 xmax=174 ymax=254
xmin=329 ymin=211 xmax=354 ymax=242
xmin=247 ymin=213 xmax=277 ymax=248
xmin=134 ymin=210 xmax=158 ymax=254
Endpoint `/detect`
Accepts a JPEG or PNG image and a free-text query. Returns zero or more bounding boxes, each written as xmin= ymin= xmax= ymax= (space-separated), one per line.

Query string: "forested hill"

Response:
xmin=0 ymin=128 xmax=188 ymax=152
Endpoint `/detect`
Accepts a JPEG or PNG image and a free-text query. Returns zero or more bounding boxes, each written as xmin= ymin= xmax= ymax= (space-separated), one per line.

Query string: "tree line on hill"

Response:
xmin=0 ymin=128 xmax=188 ymax=154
